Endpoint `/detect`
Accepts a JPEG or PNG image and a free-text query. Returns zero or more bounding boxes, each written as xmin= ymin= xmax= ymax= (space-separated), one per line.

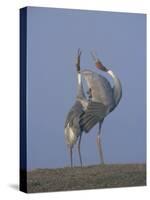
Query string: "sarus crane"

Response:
xmin=64 ymin=49 xmax=122 ymax=167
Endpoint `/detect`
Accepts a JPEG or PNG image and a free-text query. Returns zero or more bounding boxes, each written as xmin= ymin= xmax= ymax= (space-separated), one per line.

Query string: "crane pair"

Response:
xmin=64 ymin=49 xmax=122 ymax=167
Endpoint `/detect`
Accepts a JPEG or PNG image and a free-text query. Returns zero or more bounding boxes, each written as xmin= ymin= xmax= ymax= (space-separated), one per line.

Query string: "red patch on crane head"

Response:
xmin=95 ymin=60 xmax=108 ymax=72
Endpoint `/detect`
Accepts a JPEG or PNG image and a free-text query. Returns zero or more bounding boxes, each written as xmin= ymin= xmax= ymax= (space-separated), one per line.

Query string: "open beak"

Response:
xmin=76 ymin=48 xmax=82 ymax=72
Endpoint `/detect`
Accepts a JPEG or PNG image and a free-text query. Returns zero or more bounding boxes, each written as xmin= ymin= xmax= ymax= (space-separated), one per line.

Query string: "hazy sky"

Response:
xmin=26 ymin=7 xmax=146 ymax=170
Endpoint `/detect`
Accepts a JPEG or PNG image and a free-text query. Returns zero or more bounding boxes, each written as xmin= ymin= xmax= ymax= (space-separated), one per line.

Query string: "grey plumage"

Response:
xmin=81 ymin=69 xmax=115 ymax=110
xmin=65 ymin=101 xmax=84 ymax=129
xmin=64 ymin=101 xmax=84 ymax=147
xmin=80 ymin=101 xmax=106 ymax=133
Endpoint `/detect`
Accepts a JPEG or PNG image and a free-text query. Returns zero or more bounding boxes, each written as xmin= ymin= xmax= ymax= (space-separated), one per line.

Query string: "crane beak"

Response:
xmin=91 ymin=51 xmax=108 ymax=72
xmin=76 ymin=48 xmax=82 ymax=72
xmin=91 ymin=51 xmax=98 ymax=62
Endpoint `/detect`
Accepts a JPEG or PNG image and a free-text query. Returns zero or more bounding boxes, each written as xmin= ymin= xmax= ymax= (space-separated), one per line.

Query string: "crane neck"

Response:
xmin=107 ymin=70 xmax=122 ymax=108
xmin=77 ymin=72 xmax=81 ymax=85
xmin=76 ymin=72 xmax=86 ymax=100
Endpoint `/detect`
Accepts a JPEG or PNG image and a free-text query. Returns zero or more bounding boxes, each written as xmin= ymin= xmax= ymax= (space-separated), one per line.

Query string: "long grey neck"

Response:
xmin=76 ymin=72 xmax=86 ymax=100
xmin=76 ymin=72 xmax=88 ymax=110
xmin=107 ymin=70 xmax=122 ymax=108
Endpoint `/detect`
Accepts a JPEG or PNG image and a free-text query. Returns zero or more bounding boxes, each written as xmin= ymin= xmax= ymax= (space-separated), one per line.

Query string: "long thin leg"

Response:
xmin=78 ymin=133 xmax=82 ymax=167
xmin=96 ymin=122 xmax=104 ymax=164
xmin=68 ymin=146 xmax=73 ymax=167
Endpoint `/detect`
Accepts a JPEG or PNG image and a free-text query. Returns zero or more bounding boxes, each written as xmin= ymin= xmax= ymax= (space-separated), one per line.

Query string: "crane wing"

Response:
xmin=64 ymin=101 xmax=84 ymax=128
xmin=81 ymin=70 xmax=114 ymax=106
xmin=79 ymin=101 xmax=107 ymax=133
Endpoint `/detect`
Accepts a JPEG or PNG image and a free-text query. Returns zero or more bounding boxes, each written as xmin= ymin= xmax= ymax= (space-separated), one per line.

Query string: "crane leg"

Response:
xmin=68 ymin=146 xmax=73 ymax=167
xmin=78 ymin=133 xmax=82 ymax=167
xmin=96 ymin=122 xmax=104 ymax=164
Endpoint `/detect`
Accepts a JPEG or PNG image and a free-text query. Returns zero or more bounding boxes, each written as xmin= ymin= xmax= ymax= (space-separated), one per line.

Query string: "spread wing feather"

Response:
xmin=64 ymin=101 xmax=84 ymax=128
xmin=80 ymin=101 xmax=107 ymax=133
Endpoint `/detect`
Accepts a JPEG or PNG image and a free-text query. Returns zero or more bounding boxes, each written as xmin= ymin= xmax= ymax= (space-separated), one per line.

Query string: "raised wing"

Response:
xmin=79 ymin=101 xmax=107 ymax=133
xmin=81 ymin=70 xmax=114 ymax=107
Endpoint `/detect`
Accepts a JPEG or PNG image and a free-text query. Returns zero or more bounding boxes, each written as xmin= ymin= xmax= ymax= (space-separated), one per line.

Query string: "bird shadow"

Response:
xmin=9 ymin=184 xmax=19 ymax=191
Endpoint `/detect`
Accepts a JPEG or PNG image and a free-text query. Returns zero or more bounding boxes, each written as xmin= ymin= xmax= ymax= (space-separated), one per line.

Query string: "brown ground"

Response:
xmin=27 ymin=163 xmax=146 ymax=193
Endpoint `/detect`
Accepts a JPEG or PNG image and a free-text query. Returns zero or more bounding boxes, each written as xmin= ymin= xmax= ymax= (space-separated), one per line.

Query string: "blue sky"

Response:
xmin=26 ymin=7 xmax=146 ymax=170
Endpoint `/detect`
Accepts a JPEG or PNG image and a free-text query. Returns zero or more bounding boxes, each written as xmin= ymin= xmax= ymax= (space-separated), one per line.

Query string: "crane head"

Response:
xmin=91 ymin=51 xmax=108 ymax=72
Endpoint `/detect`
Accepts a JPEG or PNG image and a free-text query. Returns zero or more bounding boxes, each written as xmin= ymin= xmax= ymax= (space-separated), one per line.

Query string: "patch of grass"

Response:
xmin=27 ymin=163 xmax=146 ymax=193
